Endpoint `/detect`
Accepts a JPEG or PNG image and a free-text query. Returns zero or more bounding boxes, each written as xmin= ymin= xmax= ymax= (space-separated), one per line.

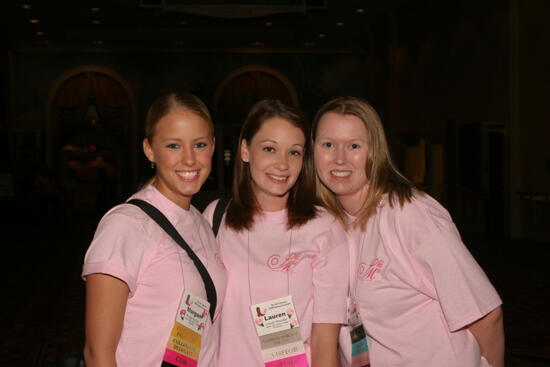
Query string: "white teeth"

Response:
xmin=331 ymin=170 xmax=351 ymax=177
xmin=269 ymin=175 xmax=287 ymax=181
xmin=178 ymin=171 xmax=198 ymax=178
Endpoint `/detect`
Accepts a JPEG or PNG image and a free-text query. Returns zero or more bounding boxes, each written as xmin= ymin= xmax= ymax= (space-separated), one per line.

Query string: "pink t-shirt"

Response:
xmin=339 ymin=193 xmax=502 ymax=367
xmin=203 ymin=202 xmax=349 ymax=367
xmin=82 ymin=185 xmax=226 ymax=367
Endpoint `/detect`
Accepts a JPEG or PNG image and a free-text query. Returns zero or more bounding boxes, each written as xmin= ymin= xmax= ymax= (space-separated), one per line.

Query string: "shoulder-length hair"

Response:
xmin=312 ymin=96 xmax=413 ymax=230
xmin=225 ymin=99 xmax=317 ymax=231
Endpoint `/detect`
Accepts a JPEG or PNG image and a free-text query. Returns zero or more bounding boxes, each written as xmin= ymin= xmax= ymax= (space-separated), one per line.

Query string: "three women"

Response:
xmin=83 ymin=93 xmax=504 ymax=366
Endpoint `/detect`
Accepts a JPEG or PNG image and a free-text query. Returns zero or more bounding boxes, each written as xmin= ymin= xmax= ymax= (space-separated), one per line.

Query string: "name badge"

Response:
xmin=348 ymin=298 xmax=370 ymax=367
xmin=250 ymin=295 xmax=309 ymax=367
xmin=161 ymin=290 xmax=210 ymax=367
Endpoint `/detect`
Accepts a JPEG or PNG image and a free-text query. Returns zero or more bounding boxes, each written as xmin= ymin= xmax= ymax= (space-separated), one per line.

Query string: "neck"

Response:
xmin=337 ymin=184 xmax=369 ymax=216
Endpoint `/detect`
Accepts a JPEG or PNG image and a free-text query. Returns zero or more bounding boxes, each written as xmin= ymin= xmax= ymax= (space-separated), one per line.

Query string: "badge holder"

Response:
xmin=251 ymin=295 xmax=309 ymax=367
xmin=348 ymin=298 xmax=370 ymax=367
xmin=161 ymin=290 xmax=210 ymax=367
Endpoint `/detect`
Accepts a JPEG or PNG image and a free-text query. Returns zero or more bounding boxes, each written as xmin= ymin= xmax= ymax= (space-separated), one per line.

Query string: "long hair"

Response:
xmin=225 ymin=99 xmax=317 ymax=231
xmin=312 ymin=96 xmax=413 ymax=230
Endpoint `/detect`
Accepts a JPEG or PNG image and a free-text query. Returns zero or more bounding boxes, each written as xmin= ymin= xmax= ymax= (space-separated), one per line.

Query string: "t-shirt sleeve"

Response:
xmin=82 ymin=210 xmax=153 ymax=296
xmin=202 ymin=199 xmax=219 ymax=226
xmin=410 ymin=202 xmax=502 ymax=332
xmin=311 ymin=220 xmax=349 ymax=324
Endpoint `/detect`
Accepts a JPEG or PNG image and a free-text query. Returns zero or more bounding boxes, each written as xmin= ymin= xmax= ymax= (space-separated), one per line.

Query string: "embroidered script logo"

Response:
xmin=358 ymin=258 xmax=384 ymax=281
xmin=267 ymin=253 xmax=303 ymax=273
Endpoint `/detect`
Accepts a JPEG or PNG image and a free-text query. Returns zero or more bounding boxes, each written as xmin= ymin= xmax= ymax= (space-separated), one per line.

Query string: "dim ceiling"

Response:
xmin=3 ymin=0 xmax=439 ymax=53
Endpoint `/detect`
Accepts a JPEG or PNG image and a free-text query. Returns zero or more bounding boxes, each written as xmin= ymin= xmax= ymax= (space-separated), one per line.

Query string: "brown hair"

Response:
xmin=225 ymin=99 xmax=317 ymax=231
xmin=312 ymin=96 xmax=413 ymax=230
xmin=145 ymin=92 xmax=213 ymax=142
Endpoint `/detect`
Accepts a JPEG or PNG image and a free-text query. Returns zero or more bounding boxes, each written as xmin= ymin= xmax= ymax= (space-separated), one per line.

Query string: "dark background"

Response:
xmin=0 ymin=0 xmax=548 ymax=366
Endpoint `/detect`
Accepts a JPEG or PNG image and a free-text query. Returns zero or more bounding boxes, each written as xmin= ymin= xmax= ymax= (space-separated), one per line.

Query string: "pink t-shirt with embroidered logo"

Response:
xmin=82 ymin=185 xmax=227 ymax=367
xmin=203 ymin=202 xmax=349 ymax=367
xmin=339 ymin=193 xmax=502 ymax=367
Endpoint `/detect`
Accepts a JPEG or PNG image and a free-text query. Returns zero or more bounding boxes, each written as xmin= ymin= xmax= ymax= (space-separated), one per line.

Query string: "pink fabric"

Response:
xmin=339 ymin=193 xmax=501 ymax=367
xmin=82 ymin=185 xmax=226 ymax=367
xmin=203 ymin=202 xmax=349 ymax=367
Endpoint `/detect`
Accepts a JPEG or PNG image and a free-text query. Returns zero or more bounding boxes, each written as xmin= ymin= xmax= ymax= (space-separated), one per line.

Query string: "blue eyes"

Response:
xmin=320 ymin=141 xmax=360 ymax=149
xmin=165 ymin=142 xmax=208 ymax=149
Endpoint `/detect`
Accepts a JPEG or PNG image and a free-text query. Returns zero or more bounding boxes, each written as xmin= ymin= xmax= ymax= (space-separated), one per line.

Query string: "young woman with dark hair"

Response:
xmin=313 ymin=96 xmax=504 ymax=367
xmin=204 ymin=99 xmax=349 ymax=367
xmin=83 ymin=92 xmax=226 ymax=367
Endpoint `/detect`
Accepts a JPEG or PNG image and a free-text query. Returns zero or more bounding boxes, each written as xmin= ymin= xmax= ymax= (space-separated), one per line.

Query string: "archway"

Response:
xmin=46 ymin=66 xmax=136 ymax=214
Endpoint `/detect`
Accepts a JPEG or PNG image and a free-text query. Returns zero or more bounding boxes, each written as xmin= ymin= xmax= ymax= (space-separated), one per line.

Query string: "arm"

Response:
xmin=84 ymin=273 xmax=130 ymax=367
xmin=311 ymin=323 xmax=341 ymax=367
xmin=467 ymin=306 xmax=505 ymax=367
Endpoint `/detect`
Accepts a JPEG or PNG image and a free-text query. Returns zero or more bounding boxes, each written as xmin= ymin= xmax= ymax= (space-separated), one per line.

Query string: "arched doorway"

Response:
xmin=195 ymin=65 xmax=298 ymax=209
xmin=47 ymin=66 xmax=136 ymax=215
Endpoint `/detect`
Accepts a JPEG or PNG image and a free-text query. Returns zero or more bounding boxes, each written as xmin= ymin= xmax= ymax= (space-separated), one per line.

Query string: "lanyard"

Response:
xmin=247 ymin=229 xmax=293 ymax=305
xmin=352 ymin=232 xmax=367 ymax=299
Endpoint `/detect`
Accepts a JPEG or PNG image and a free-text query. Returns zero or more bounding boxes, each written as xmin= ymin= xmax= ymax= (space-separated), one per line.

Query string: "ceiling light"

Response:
xmin=36 ymin=31 xmax=44 ymax=36
xmin=21 ymin=4 xmax=31 ymax=9
xmin=29 ymin=19 xmax=39 ymax=24
xmin=335 ymin=21 xmax=344 ymax=27
xmin=92 ymin=20 xmax=101 ymax=25
xmin=91 ymin=7 xmax=101 ymax=12
xmin=264 ymin=21 xmax=272 ymax=27
xmin=254 ymin=41 xmax=264 ymax=47
xmin=356 ymin=8 xmax=365 ymax=13
xmin=318 ymin=33 xmax=326 ymax=38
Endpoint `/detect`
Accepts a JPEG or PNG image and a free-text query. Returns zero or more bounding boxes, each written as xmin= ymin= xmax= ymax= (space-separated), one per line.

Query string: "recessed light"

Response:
xmin=29 ymin=19 xmax=39 ymax=24
xmin=356 ymin=8 xmax=365 ymax=13
xmin=254 ymin=41 xmax=264 ymax=47
xmin=91 ymin=7 xmax=101 ymax=12
xmin=92 ymin=20 xmax=101 ymax=25
xmin=336 ymin=21 xmax=344 ymax=27
xmin=36 ymin=31 xmax=44 ymax=36
xmin=21 ymin=4 xmax=31 ymax=9
xmin=318 ymin=33 xmax=326 ymax=38
xmin=264 ymin=21 xmax=272 ymax=27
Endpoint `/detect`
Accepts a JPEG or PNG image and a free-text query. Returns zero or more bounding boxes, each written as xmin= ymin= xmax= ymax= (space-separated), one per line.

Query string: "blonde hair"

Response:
xmin=312 ymin=96 xmax=413 ymax=230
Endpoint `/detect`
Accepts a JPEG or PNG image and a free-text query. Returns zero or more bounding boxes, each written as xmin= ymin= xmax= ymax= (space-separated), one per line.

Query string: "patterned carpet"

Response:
xmin=0 ymin=208 xmax=548 ymax=367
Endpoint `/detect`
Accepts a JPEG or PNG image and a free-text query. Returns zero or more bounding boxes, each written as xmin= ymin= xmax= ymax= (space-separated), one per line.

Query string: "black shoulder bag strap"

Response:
xmin=127 ymin=199 xmax=217 ymax=321
xmin=212 ymin=198 xmax=230 ymax=237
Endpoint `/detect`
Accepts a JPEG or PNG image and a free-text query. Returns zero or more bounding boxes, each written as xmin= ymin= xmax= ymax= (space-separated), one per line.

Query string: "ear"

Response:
xmin=143 ymin=138 xmax=155 ymax=163
xmin=240 ymin=139 xmax=250 ymax=163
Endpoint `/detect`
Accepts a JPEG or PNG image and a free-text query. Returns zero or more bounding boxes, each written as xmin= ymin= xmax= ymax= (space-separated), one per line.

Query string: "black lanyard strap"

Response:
xmin=127 ymin=199 xmax=217 ymax=321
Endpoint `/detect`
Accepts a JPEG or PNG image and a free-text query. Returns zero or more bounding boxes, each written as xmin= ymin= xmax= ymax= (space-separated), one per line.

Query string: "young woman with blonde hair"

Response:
xmin=83 ymin=92 xmax=226 ymax=367
xmin=313 ymin=96 xmax=504 ymax=367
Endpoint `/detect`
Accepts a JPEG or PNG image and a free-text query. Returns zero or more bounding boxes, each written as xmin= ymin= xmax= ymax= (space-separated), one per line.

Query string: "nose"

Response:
xmin=335 ymin=145 xmax=346 ymax=164
xmin=182 ymin=145 xmax=196 ymax=166
xmin=274 ymin=151 xmax=289 ymax=170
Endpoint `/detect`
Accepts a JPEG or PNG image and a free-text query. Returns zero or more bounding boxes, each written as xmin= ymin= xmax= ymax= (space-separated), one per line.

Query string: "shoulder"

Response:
xmin=299 ymin=206 xmax=347 ymax=244
xmin=202 ymin=199 xmax=221 ymax=225
xmin=377 ymin=192 xmax=458 ymax=249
